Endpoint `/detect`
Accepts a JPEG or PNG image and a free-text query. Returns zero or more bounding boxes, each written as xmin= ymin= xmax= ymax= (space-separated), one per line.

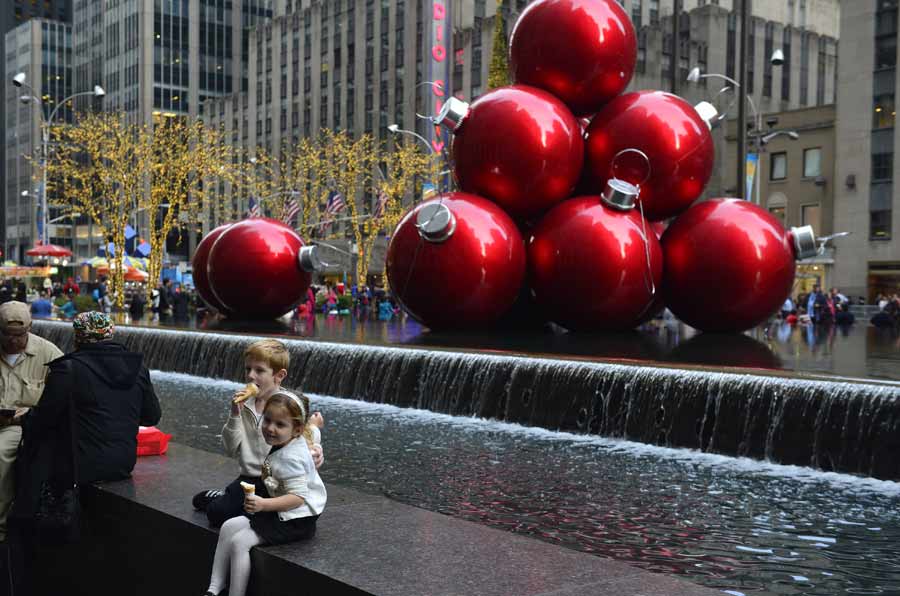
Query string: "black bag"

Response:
xmin=33 ymin=396 xmax=81 ymax=545
xmin=34 ymin=481 xmax=80 ymax=544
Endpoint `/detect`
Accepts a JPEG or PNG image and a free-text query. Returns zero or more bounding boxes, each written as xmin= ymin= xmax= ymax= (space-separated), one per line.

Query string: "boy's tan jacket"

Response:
xmin=222 ymin=396 xmax=270 ymax=477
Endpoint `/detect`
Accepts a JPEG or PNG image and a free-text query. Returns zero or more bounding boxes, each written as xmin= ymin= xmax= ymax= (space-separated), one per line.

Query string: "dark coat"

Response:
xmin=11 ymin=341 xmax=161 ymax=519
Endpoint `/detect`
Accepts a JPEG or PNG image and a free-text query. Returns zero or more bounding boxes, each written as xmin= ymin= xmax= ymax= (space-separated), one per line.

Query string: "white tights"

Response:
xmin=207 ymin=516 xmax=263 ymax=596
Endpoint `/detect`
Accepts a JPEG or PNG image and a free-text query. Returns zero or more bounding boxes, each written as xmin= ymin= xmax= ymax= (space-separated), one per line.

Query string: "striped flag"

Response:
xmin=317 ymin=191 xmax=345 ymax=235
xmin=373 ymin=190 xmax=389 ymax=219
xmin=325 ymin=191 xmax=345 ymax=215
xmin=282 ymin=193 xmax=301 ymax=225
xmin=246 ymin=196 xmax=260 ymax=218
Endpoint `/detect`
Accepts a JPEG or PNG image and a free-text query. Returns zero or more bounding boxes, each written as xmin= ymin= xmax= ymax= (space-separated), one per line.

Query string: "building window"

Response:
xmin=763 ymin=22 xmax=773 ymax=97
xmin=816 ymin=37 xmax=827 ymax=105
xmin=801 ymin=203 xmax=821 ymax=233
xmin=870 ymin=181 xmax=893 ymax=240
xmin=782 ymin=28 xmax=792 ymax=101
xmin=872 ymin=153 xmax=894 ymax=182
xmin=799 ymin=33 xmax=809 ymax=105
xmin=770 ymin=152 xmax=787 ymax=180
xmin=726 ymin=13 xmax=735 ymax=80
xmin=769 ymin=207 xmax=785 ymax=224
xmin=870 ymin=210 xmax=892 ymax=240
xmin=876 ymin=31 xmax=898 ymax=70
xmin=802 ymin=148 xmax=821 ymax=178
xmin=873 ymin=95 xmax=897 ymax=130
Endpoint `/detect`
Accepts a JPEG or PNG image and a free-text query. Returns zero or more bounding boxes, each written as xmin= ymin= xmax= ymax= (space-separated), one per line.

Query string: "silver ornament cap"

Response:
xmin=416 ymin=202 xmax=456 ymax=243
xmin=435 ymin=97 xmax=470 ymax=132
xmin=600 ymin=178 xmax=639 ymax=210
xmin=790 ymin=225 xmax=817 ymax=260
xmin=298 ymin=245 xmax=324 ymax=272
xmin=694 ymin=101 xmax=719 ymax=130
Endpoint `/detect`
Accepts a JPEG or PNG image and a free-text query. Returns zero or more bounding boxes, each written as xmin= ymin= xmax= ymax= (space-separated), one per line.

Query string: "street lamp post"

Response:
xmin=387 ymin=124 xmax=433 ymax=153
xmin=687 ymin=54 xmax=786 ymax=203
xmin=13 ymin=72 xmax=105 ymax=247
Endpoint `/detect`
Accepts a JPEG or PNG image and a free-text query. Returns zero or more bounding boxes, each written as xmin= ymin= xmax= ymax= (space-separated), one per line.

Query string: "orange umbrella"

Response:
xmin=124 ymin=267 xmax=149 ymax=282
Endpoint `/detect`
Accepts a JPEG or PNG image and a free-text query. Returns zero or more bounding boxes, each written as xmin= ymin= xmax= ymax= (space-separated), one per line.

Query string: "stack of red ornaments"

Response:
xmin=386 ymin=0 xmax=817 ymax=334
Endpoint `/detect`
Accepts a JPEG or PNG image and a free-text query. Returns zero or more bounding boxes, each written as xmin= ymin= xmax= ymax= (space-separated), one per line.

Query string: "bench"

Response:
xmin=28 ymin=443 xmax=722 ymax=596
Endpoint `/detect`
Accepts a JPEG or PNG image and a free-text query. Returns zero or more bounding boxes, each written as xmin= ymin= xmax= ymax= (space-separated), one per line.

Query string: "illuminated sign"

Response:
xmin=427 ymin=0 xmax=452 ymax=153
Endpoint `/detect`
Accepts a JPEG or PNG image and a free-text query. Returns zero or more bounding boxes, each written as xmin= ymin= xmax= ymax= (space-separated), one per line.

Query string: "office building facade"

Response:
xmin=3 ymin=19 xmax=74 ymax=263
xmin=204 ymin=0 xmax=838 ymax=215
xmin=834 ymin=0 xmax=900 ymax=301
xmin=1 ymin=0 xmax=71 ymax=259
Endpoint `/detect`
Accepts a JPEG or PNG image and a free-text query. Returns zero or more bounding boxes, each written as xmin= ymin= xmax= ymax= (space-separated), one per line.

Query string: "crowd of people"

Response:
xmin=0 ymin=302 xmax=328 ymax=595
xmin=779 ymin=286 xmax=857 ymax=327
xmin=775 ymin=285 xmax=900 ymax=329
xmin=307 ymin=281 xmax=400 ymax=321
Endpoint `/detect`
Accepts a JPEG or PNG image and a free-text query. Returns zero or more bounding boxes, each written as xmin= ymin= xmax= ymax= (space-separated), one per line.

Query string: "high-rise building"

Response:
xmin=3 ymin=19 xmax=74 ymax=263
xmin=2 ymin=0 xmax=71 ymax=260
xmin=204 ymin=0 xmax=838 ymax=214
xmin=834 ymin=0 xmax=900 ymax=301
xmin=66 ymin=0 xmax=275 ymax=262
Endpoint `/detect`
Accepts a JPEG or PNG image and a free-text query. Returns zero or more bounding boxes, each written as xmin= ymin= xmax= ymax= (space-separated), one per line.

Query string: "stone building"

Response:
xmin=833 ymin=0 xmax=900 ymax=301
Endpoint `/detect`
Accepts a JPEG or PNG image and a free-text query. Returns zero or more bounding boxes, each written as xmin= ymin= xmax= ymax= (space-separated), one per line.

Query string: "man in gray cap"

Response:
xmin=0 ymin=301 xmax=63 ymax=541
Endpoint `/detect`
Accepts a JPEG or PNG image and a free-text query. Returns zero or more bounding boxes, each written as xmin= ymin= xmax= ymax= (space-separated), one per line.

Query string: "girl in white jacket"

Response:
xmin=204 ymin=390 xmax=327 ymax=596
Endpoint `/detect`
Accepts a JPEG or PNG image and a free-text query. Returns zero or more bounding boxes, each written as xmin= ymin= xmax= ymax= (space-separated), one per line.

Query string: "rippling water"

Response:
xmin=152 ymin=371 xmax=900 ymax=596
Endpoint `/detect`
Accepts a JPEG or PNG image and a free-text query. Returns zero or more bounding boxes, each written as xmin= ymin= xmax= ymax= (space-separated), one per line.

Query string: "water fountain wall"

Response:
xmin=33 ymin=321 xmax=900 ymax=480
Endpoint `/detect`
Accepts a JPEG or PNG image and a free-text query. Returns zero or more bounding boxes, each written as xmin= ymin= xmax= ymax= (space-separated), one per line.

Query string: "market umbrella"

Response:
xmin=83 ymin=256 xmax=108 ymax=267
xmin=26 ymin=244 xmax=73 ymax=258
xmin=124 ymin=267 xmax=149 ymax=282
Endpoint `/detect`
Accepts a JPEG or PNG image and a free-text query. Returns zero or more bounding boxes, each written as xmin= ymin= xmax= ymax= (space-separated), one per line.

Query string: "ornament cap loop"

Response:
xmin=790 ymin=225 xmax=818 ymax=260
xmin=602 ymin=148 xmax=651 ymax=210
xmin=601 ymin=178 xmax=640 ymax=210
xmin=435 ymin=97 xmax=470 ymax=131
xmin=298 ymin=245 xmax=324 ymax=272
xmin=416 ymin=202 xmax=456 ymax=243
xmin=694 ymin=101 xmax=719 ymax=130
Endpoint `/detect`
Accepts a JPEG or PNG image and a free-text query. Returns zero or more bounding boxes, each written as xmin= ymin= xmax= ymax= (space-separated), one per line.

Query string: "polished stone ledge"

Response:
xmin=39 ymin=443 xmax=723 ymax=596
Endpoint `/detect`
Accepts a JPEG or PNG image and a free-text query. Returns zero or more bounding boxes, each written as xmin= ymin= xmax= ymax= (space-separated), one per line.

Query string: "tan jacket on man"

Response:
xmin=0 ymin=331 xmax=63 ymax=539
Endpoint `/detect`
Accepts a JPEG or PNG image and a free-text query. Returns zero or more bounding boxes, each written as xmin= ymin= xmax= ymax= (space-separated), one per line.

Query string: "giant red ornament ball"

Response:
xmin=661 ymin=199 xmax=813 ymax=333
xmin=528 ymin=196 xmax=663 ymax=331
xmin=509 ymin=0 xmax=636 ymax=116
xmin=192 ymin=223 xmax=232 ymax=313
xmin=443 ymin=85 xmax=584 ymax=221
xmin=584 ymin=91 xmax=715 ymax=221
xmin=385 ymin=192 xmax=526 ymax=329
xmin=207 ymin=217 xmax=312 ymax=319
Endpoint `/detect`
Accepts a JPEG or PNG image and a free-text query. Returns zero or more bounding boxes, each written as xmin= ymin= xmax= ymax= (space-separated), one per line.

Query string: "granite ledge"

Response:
xmin=62 ymin=443 xmax=723 ymax=596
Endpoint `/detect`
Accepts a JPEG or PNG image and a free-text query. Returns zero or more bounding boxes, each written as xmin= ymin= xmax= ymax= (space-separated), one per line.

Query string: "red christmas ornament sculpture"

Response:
xmin=193 ymin=223 xmax=232 ymax=313
xmin=385 ymin=192 xmax=526 ymax=329
xmin=528 ymin=168 xmax=663 ymax=331
xmin=661 ymin=199 xmax=817 ymax=333
xmin=207 ymin=217 xmax=320 ymax=319
xmin=584 ymin=91 xmax=717 ymax=222
xmin=509 ymin=0 xmax=636 ymax=116
xmin=436 ymin=85 xmax=583 ymax=221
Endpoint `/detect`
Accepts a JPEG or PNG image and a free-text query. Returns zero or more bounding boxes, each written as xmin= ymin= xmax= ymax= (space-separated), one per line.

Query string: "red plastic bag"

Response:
xmin=137 ymin=426 xmax=172 ymax=456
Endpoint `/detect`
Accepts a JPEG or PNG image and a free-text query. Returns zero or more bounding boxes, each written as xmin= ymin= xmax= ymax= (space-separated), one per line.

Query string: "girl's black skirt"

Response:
xmin=250 ymin=511 xmax=319 ymax=544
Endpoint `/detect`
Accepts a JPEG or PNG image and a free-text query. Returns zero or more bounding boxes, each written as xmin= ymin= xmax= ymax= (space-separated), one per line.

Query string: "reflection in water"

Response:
xmin=153 ymin=372 xmax=900 ymax=596
xmin=108 ymin=311 xmax=900 ymax=383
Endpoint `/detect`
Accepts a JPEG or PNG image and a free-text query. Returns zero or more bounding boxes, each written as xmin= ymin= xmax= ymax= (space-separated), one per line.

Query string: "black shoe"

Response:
xmin=193 ymin=488 xmax=225 ymax=511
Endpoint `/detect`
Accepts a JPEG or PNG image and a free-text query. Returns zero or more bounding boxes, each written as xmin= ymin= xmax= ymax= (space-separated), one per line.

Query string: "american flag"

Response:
xmin=318 ymin=191 xmax=345 ymax=235
xmin=325 ymin=191 xmax=345 ymax=215
xmin=246 ymin=196 xmax=261 ymax=218
xmin=282 ymin=193 xmax=301 ymax=225
xmin=373 ymin=190 xmax=389 ymax=219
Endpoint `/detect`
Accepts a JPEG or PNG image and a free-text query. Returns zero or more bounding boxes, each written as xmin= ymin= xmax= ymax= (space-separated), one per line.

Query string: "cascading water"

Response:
xmin=33 ymin=320 xmax=900 ymax=479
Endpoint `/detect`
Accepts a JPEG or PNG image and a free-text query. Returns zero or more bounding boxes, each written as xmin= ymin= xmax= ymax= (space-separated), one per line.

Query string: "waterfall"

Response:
xmin=33 ymin=320 xmax=900 ymax=480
